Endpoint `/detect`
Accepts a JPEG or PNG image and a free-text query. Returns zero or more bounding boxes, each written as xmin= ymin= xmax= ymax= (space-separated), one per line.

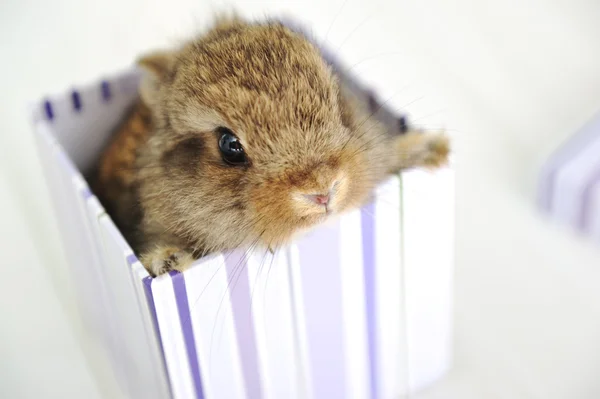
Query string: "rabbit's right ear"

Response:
xmin=137 ymin=50 xmax=176 ymax=106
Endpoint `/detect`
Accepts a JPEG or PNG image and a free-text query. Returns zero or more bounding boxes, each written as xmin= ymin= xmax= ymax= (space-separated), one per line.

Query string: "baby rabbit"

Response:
xmin=94 ymin=15 xmax=449 ymax=276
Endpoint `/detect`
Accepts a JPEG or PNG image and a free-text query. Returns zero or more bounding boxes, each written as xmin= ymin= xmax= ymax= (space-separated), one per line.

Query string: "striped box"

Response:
xmin=30 ymin=68 xmax=454 ymax=399
xmin=538 ymin=111 xmax=600 ymax=241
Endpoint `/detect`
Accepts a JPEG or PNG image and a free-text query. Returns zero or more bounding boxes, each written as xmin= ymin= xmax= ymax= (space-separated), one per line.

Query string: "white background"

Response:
xmin=1 ymin=0 xmax=600 ymax=398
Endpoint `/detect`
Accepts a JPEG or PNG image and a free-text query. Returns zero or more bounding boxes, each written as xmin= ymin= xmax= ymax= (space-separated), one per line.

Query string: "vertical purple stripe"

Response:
xmin=126 ymin=253 xmax=138 ymax=266
xmin=71 ymin=90 xmax=82 ymax=111
xmin=44 ymin=100 xmax=54 ymax=120
xmin=579 ymin=169 xmax=600 ymax=230
xmin=170 ymin=271 xmax=205 ymax=399
xmin=297 ymin=223 xmax=347 ymax=398
xmin=225 ymin=251 xmax=263 ymax=399
xmin=361 ymin=203 xmax=378 ymax=399
xmin=142 ymin=276 xmax=174 ymax=397
xmin=101 ymin=80 xmax=111 ymax=101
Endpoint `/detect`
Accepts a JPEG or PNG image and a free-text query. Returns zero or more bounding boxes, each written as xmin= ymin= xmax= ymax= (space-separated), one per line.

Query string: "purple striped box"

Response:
xmin=30 ymin=68 xmax=454 ymax=399
xmin=538 ymin=111 xmax=600 ymax=240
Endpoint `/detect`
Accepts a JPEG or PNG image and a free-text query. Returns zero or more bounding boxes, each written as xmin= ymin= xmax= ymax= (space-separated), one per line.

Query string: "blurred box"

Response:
xmin=538 ymin=111 xmax=600 ymax=241
xmin=30 ymin=68 xmax=454 ymax=399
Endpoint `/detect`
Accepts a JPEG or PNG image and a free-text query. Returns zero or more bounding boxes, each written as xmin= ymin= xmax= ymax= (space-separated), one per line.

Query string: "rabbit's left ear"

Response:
xmin=136 ymin=50 xmax=176 ymax=106
xmin=137 ymin=50 xmax=175 ymax=79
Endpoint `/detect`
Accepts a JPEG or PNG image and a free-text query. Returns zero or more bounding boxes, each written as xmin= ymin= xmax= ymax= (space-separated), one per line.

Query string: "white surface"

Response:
xmin=372 ymin=177 xmax=405 ymax=397
xmin=2 ymin=0 xmax=600 ymax=398
xmin=338 ymin=210 xmax=370 ymax=399
xmin=403 ymin=169 xmax=454 ymax=393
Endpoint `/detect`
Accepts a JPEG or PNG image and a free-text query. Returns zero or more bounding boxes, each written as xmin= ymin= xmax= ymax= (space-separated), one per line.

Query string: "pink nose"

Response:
xmin=306 ymin=193 xmax=330 ymax=206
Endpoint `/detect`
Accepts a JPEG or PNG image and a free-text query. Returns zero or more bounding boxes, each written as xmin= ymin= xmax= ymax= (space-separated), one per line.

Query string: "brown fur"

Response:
xmin=94 ymin=15 xmax=449 ymax=276
xmin=93 ymin=100 xmax=152 ymax=245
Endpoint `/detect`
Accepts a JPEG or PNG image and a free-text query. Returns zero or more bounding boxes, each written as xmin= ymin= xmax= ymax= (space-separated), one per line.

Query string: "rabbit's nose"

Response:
xmin=304 ymin=193 xmax=330 ymax=206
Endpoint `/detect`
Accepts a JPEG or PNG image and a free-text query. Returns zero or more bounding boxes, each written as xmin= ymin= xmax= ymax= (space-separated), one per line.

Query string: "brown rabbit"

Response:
xmin=94 ymin=15 xmax=449 ymax=277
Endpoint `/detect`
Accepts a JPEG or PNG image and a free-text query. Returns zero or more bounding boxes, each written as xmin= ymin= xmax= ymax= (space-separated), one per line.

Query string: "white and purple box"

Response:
xmin=538 ymin=111 xmax=600 ymax=241
xmin=30 ymin=69 xmax=454 ymax=399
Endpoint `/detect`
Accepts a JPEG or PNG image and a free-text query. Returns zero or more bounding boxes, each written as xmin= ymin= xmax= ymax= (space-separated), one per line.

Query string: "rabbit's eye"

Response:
xmin=217 ymin=127 xmax=247 ymax=166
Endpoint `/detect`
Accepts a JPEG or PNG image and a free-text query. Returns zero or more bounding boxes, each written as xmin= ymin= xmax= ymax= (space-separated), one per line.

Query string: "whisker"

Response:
xmin=410 ymin=108 xmax=448 ymax=123
xmin=209 ymin=230 xmax=265 ymax=365
xmin=359 ymin=205 xmax=377 ymax=220
xmin=189 ymin=214 xmax=269 ymax=310
xmin=334 ymin=15 xmax=372 ymax=53
xmin=262 ymin=245 xmax=277 ymax=344
xmin=250 ymin=248 xmax=270 ymax=311
xmin=324 ymin=0 xmax=349 ymax=43
xmin=417 ymin=125 xmax=465 ymax=134
xmin=344 ymin=51 xmax=406 ymax=75
xmin=209 ymin=242 xmax=255 ymax=367
xmin=214 ymin=230 xmax=268 ymax=356
xmin=263 ymin=245 xmax=277 ymax=301
xmin=340 ymin=88 xmax=407 ymax=153
xmin=341 ymin=95 xmax=430 ymax=160
xmin=396 ymin=95 xmax=426 ymax=113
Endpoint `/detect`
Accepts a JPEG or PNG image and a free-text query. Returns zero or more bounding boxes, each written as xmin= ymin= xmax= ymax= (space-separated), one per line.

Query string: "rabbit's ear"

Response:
xmin=137 ymin=50 xmax=175 ymax=79
xmin=136 ymin=50 xmax=176 ymax=106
